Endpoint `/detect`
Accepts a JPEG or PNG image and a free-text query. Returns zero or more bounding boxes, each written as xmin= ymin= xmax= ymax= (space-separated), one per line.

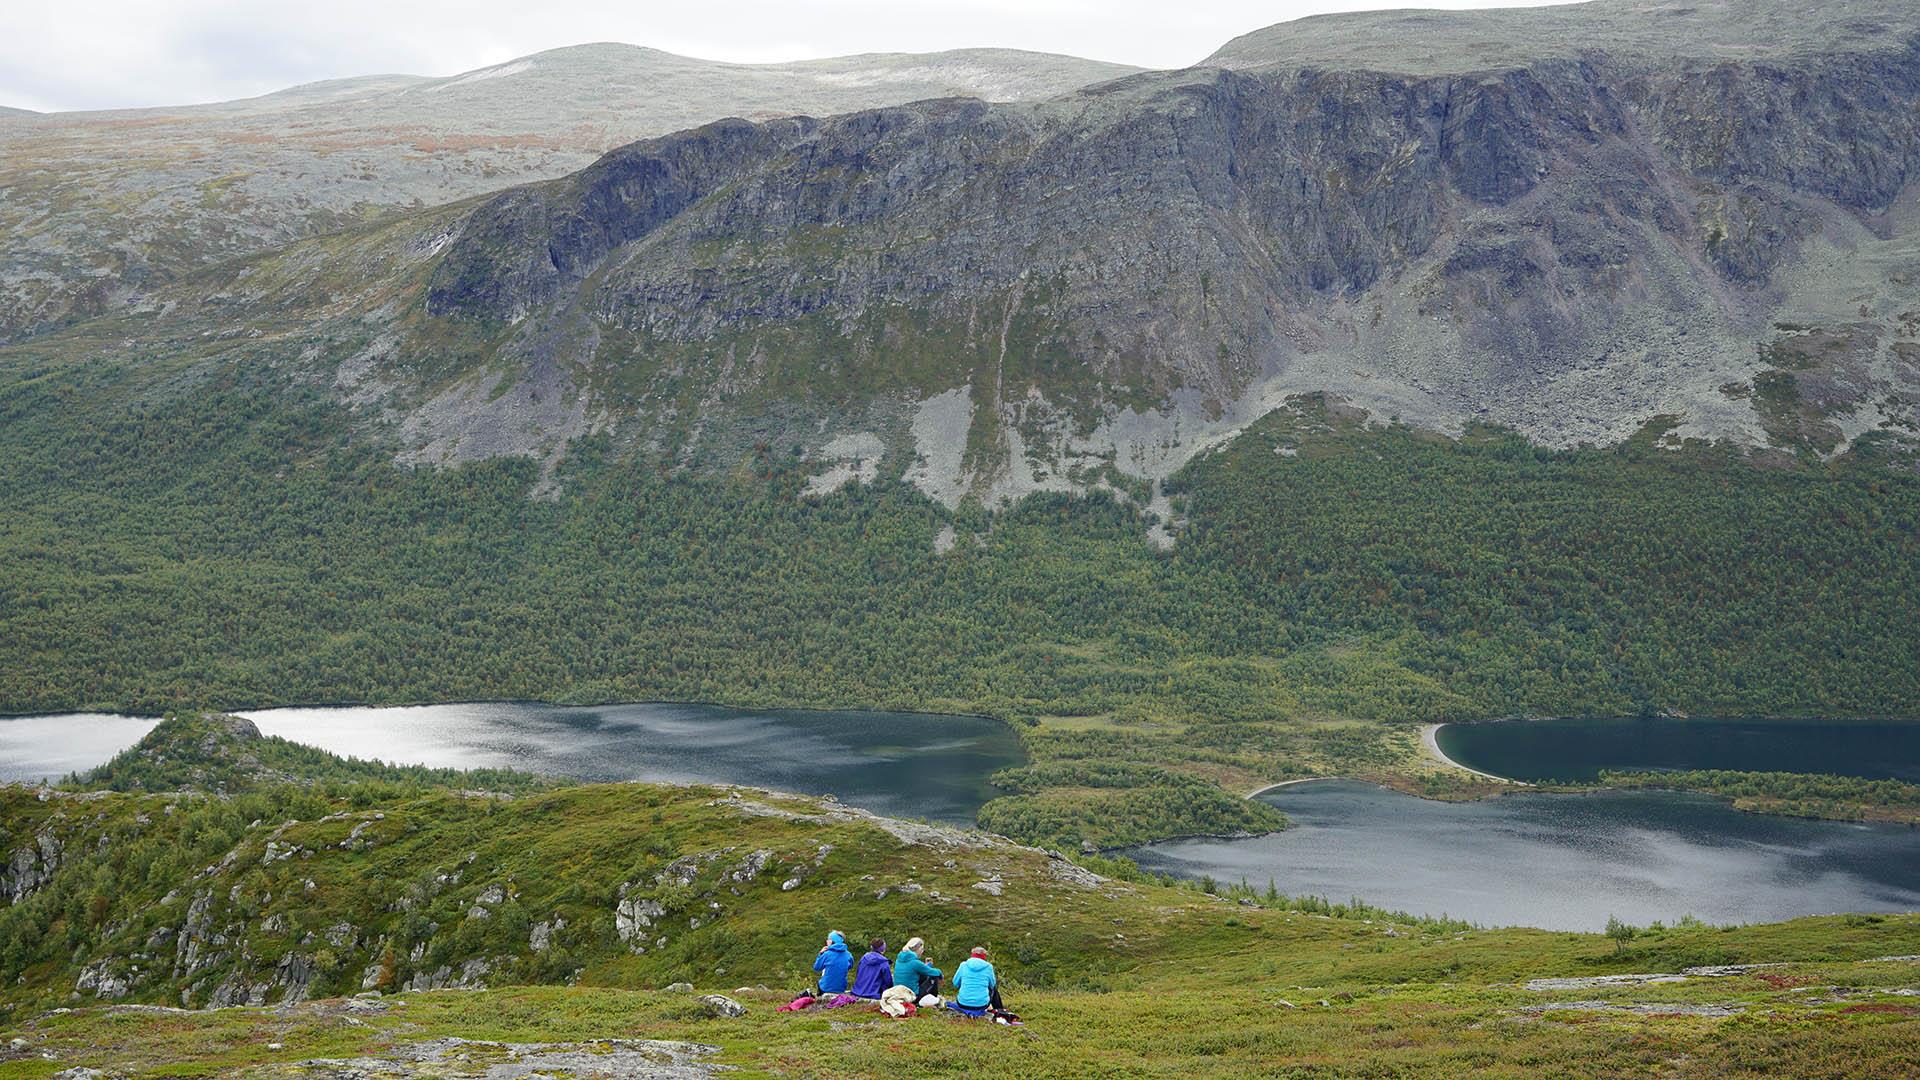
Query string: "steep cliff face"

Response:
xmin=387 ymin=3 xmax=1920 ymax=504
xmin=7 ymin=3 xmax=1917 ymax=507
xmin=0 ymin=44 xmax=1138 ymax=344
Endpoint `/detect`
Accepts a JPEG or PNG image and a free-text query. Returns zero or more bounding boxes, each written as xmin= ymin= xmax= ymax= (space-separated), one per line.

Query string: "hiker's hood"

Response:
xmin=825 ymin=932 xmax=849 ymax=952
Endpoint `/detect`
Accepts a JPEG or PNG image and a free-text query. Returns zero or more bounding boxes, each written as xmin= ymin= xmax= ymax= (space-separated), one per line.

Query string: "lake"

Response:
xmin=1435 ymin=717 xmax=1920 ymax=782
xmin=0 ymin=702 xmax=1025 ymax=824
xmin=1125 ymin=779 xmax=1920 ymax=931
xmin=12 ymin=706 xmax=1920 ymax=930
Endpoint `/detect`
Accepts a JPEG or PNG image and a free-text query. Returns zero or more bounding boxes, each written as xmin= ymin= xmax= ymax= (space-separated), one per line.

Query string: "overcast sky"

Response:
xmin=3 ymin=0 xmax=1578 ymax=113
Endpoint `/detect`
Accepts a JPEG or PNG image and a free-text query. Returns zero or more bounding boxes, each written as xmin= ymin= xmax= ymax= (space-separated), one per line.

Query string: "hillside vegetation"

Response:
xmin=3 ymin=717 xmax=1919 ymax=1078
xmin=3 ymin=365 xmax=1917 ymax=844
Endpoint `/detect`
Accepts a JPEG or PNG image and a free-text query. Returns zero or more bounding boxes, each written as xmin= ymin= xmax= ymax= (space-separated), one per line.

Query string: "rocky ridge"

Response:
xmin=0 ymin=43 xmax=1139 ymax=342
xmin=7 ymin=0 xmax=1919 ymax=511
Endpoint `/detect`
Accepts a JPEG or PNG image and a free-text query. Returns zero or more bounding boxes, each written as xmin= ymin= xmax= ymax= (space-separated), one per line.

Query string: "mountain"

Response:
xmin=419 ymin=0 xmax=1920 ymax=504
xmin=30 ymin=0 xmax=1913 ymax=511
xmin=3 ymin=2 xmax=1919 ymax=852
xmin=0 ymin=43 xmax=1140 ymax=342
xmin=1204 ymin=0 xmax=1910 ymax=71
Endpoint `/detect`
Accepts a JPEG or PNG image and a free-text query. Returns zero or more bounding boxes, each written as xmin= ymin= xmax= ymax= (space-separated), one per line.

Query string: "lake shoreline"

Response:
xmin=1421 ymin=723 xmax=1529 ymax=784
xmin=1125 ymin=778 xmax=1920 ymax=931
xmin=0 ymin=702 xmax=1026 ymax=826
xmin=1 ymin=696 xmax=1008 ymax=727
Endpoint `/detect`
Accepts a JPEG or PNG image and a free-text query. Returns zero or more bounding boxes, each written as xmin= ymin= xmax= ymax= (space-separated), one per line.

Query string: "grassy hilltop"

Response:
xmin=2 ymin=716 xmax=1918 ymax=1077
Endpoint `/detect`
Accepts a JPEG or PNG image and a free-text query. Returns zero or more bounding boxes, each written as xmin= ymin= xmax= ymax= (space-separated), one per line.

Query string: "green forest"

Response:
xmin=1598 ymin=769 xmax=1920 ymax=824
xmin=3 ymin=360 xmax=1917 ymax=846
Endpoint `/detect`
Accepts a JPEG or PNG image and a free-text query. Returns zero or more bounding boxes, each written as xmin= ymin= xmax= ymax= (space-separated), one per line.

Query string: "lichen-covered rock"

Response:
xmin=615 ymin=892 xmax=667 ymax=945
xmin=726 ymin=850 xmax=773 ymax=888
xmin=74 ymin=961 xmax=131 ymax=1000
xmin=529 ymin=915 xmax=565 ymax=952
xmin=698 ymin=993 xmax=747 ymax=1019
xmin=274 ymin=951 xmax=317 ymax=1005
xmin=4 ymin=829 xmax=63 ymax=903
xmin=403 ymin=957 xmax=493 ymax=993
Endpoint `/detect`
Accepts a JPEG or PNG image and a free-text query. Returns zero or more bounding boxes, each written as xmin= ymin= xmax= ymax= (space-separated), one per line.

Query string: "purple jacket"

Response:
xmin=851 ymin=950 xmax=893 ymax=998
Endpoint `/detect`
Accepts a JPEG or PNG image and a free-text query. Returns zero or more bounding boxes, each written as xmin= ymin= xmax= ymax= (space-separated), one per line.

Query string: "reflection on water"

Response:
xmin=1124 ymin=780 xmax=1920 ymax=931
xmin=0 ymin=713 xmax=161 ymax=783
xmin=1437 ymin=717 xmax=1920 ymax=783
xmin=0 ymin=703 xmax=1025 ymax=824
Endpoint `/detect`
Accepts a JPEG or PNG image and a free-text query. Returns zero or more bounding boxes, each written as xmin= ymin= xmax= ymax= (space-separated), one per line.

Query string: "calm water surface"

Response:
xmin=13 ymin=708 xmax=1920 ymax=929
xmin=1125 ymin=780 xmax=1920 ymax=931
xmin=1437 ymin=717 xmax=1920 ymax=783
xmin=0 ymin=703 xmax=1024 ymax=824
xmin=0 ymin=713 xmax=162 ymax=784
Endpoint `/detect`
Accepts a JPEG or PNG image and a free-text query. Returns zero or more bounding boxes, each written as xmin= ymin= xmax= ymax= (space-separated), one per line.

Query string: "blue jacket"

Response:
xmin=851 ymin=949 xmax=893 ymax=998
xmin=952 ymin=956 xmax=997 ymax=1008
xmin=893 ymin=948 xmax=941 ymax=989
xmin=812 ymin=932 xmax=852 ymax=993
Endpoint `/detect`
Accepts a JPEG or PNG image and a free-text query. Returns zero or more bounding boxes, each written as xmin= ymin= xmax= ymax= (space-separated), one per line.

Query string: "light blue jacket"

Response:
xmin=952 ymin=955 xmax=997 ymax=1008
xmin=812 ymin=932 xmax=852 ymax=993
xmin=893 ymin=947 xmax=941 ymax=989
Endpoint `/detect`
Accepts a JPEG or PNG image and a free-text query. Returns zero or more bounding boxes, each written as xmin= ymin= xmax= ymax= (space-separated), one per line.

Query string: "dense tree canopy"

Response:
xmin=3 ymin=365 xmax=1916 ymax=846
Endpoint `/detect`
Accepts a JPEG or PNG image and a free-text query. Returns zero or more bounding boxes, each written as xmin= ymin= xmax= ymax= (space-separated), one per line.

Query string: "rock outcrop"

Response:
xmin=3 ymin=829 xmax=62 ymax=903
xmin=369 ymin=1 xmax=1920 ymax=498
xmin=6 ymin=4 xmax=1919 ymax=507
xmin=0 ymin=45 xmax=1137 ymax=343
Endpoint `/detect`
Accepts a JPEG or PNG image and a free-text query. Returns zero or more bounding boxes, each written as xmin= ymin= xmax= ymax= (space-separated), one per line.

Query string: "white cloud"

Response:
xmin=1 ymin=0 xmax=1575 ymax=113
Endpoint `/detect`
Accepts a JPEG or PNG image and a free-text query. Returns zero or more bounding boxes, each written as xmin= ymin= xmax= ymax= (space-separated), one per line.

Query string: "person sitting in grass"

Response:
xmin=851 ymin=937 xmax=893 ymax=999
xmin=893 ymin=936 xmax=942 ymax=999
xmin=812 ymin=930 xmax=853 ymax=994
xmin=949 ymin=945 xmax=1000 ymax=1017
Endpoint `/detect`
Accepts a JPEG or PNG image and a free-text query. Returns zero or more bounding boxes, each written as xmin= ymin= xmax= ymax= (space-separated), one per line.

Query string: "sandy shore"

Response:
xmin=1242 ymin=726 xmax=1528 ymax=800
xmin=1422 ymin=723 xmax=1528 ymax=785
xmin=1245 ymin=777 xmax=1337 ymax=798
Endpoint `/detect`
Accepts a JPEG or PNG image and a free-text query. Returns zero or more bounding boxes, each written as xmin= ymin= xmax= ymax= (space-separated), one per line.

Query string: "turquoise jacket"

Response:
xmin=952 ymin=956 xmax=997 ymax=1008
xmin=812 ymin=932 xmax=852 ymax=993
xmin=893 ymin=947 xmax=941 ymax=989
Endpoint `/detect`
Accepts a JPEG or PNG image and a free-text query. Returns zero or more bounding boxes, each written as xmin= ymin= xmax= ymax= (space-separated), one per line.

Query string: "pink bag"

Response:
xmin=776 ymin=994 xmax=816 ymax=1012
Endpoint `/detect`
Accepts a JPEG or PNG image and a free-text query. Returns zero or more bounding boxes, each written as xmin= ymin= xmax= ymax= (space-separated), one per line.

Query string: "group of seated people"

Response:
xmin=810 ymin=930 xmax=1007 ymax=1017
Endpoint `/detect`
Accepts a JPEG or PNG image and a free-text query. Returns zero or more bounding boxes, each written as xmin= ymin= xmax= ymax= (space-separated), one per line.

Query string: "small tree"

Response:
xmin=375 ymin=945 xmax=397 ymax=992
xmin=1604 ymin=916 xmax=1637 ymax=955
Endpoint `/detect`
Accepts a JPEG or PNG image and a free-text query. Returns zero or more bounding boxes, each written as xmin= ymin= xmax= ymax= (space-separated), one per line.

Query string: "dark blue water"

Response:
xmin=0 ymin=703 xmax=1025 ymax=824
xmin=1126 ymin=780 xmax=1920 ymax=931
xmin=1436 ymin=717 xmax=1920 ymax=783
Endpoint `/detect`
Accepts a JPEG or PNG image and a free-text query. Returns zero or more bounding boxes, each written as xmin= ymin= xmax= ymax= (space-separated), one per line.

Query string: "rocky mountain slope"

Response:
xmin=0 ymin=44 xmax=1139 ymax=342
xmin=1204 ymin=0 xmax=1913 ymax=71
xmin=415 ymin=0 xmax=1920 ymax=503
xmin=22 ymin=0 xmax=1912 ymax=512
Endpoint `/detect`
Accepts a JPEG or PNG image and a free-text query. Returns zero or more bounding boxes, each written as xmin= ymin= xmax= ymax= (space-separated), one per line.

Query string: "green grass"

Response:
xmin=6 ymin=923 xmax=1920 ymax=1077
xmin=6 ymin=721 xmax=1920 ymax=1076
